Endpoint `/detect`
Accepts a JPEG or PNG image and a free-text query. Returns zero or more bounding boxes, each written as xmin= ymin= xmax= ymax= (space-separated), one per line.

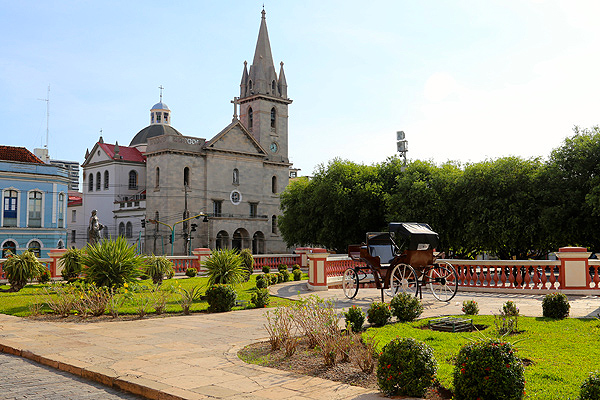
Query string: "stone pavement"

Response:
xmin=0 ymin=281 xmax=599 ymax=400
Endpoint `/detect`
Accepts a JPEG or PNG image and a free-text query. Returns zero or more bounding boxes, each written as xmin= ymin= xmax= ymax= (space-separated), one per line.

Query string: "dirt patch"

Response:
xmin=26 ymin=311 xmax=205 ymax=323
xmin=238 ymin=336 xmax=452 ymax=399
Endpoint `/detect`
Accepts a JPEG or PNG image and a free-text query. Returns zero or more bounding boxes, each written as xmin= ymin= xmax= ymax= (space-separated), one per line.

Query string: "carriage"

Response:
xmin=345 ymin=222 xmax=458 ymax=302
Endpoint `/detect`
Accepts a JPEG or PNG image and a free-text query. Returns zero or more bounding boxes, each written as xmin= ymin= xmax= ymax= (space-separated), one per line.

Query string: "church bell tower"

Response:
xmin=238 ymin=9 xmax=292 ymax=163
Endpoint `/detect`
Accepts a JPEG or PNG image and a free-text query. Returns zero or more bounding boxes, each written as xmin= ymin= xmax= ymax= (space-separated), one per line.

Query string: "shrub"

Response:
xmin=343 ymin=305 xmax=365 ymax=333
xmin=3 ymin=251 xmax=47 ymax=292
xmin=269 ymin=273 xmax=278 ymax=285
xmin=495 ymin=300 xmax=520 ymax=335
xmin=81 ymin=237 xmax=144 ymax=288
xmin=251 ymin=288 xmax=270 ymax=308
xmin=144 ymin=255 xmax=174 ymax=285
xmin=239 ymin=248 xmax=254 ymax=281
xmin=453 ymin=339 xmax=525 ymax=400
xmin=262 ymin=266 xmax=271 ymax=274
xmin=462 ymin=300 xmax=479 ymax=315
xmin=503 ymin=301 xmax=519 ymax=317
xmin=377 ymin=337 xmax=437 ymax=397
xmin=367 ymin=302 xmax=391 ymax=327
xmin=60 ymin=248 xmax=85 ymax=282
xmin=352 ymin=333 xmax=379 ymax=374
xmin=390 ymin=292 xmax=423 ymax=322
xmin=580 ymin=371 xmax=600 ymax=400
xmin=206 ymin=284 xmax=236 ymax=312
xmin=275 ymin=272 xmax=284 ymax=284
xmin=277 ymin=264 xmax=288 ymax=273
xmin=542 ymin=292 xmax=570 ymax=319
xmin=292 ymin=269 xmax=302 ymax=281
xmin=185 ymin=267 xmax=197 ymax=278
xmin=203 ymin=249 xmax=245 ymax=286
xmin=37 ymin=270 xmax=50 ymax=284
xmin=292 ymin=264 xmax=300 ymax=271
xmin=281 ymin=270 xmax=290 ymax=282
xmin=256 ymin=274 xmax=268 ymax=289
xmin=177 ymin=284 xmax=202 ymax=315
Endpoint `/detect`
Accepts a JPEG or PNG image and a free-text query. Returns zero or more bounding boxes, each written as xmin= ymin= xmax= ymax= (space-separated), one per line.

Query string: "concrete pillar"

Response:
xmin=192 ymin=248 xmax=211 ymax=272
xmin=48 ymin=248 xmax=68 ymax=278
xmin=307 ymin=249 xmax=330 ymax=291
xmin=295 ymin=247 xmax=311 ymax=268
xmin=556 ymin=247 xmax=592 ymax=290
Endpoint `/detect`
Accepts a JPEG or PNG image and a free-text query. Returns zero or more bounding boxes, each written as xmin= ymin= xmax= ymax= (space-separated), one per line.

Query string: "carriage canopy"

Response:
xmin=388 ymin=222 xmax=439 ymax=251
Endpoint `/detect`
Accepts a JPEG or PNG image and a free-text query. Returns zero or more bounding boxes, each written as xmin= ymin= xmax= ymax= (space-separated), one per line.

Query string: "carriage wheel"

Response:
xmin=342 ymin=268 xmax=359 ymax=299
xmin=427 ymin=261 xmax=458 ymax=302
xmin=389 ymin=264 xmax=418 ymax=297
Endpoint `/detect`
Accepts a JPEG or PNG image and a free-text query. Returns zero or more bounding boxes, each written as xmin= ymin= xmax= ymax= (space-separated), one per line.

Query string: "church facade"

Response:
xmin=78 ymin=10 xmax=291 ymax=255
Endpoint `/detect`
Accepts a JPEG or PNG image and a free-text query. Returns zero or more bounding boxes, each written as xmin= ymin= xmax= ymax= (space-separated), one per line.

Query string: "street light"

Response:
xmin=147 ymin=213 xmax=208 ymax=256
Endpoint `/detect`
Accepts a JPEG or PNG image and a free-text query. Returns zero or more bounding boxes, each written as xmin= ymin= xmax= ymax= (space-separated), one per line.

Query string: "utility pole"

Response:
xmin=397 ymin=131 xmax=408 ymax=172
xmin=183 ymin=185 xmax=190 ymax=255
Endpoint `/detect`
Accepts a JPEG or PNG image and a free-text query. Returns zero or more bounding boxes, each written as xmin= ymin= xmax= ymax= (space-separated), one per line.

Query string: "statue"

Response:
xmin=88 ymin=210 xmax=104 ymax=244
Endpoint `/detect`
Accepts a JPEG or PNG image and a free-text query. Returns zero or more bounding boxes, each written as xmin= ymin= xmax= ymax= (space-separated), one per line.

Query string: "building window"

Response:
xmin=248 ymin=107 xmax=253 ymax=131
xmin=163 ymin=112 xmax=169 ymax=123
xmin=249 ymin=202 xmax=258 ymax=218
xmin=57 ymin=240 xmax=64 ymax=249
xmin=118 ymin=222 xmax=125 ymax=237
xmin=104 ymin=170 xmax=109 ymax=189
xmin=96 ymin=172 xmax=101 ymax=191
xmin=151 ymin=113 xmax=155 ymax=123
xmin=3 ymin=190 xmax=18 ymax=227
xmin=156 ymin=112 xmax=162 ymax=123
xmin=58 ymin=193 xmax=65 ymax=228
xmin=271 ymin=215 xmax=277 ymax=234
xmin=155 ymin=167 xmax=160 ymax=188
xmin=128 ymin=170 xmax=138 ymax=189
xmin=28 ymin=191 xmax=42 ymax=228
xmin=271 ymin=80 xmax=276 ymax=93
xmin=184 ymin=167 xmax=190 ymax=187
xmin=71 ymin=230 xmax=76 ymax=243
xmin=72 ymin=209 xmax=76 ymax=223
xmin=272 ymin=176 xmax=277 ymax=194
xmin=216 ymin=230 xmax=229 ymax=249
xmin=2 ymin=241 xmax=16 ymax=258
xmin=213 ymin=200 xmax=222 ymax=217
xmin=233 ymin=168 xmax=239 ymax=185
xmin=88 ymin=173 xmax=93 ymax=192
xmin=126 ymin=222 xmax=133 ymax=238
xmin=271 ymin=107 xmax=276 ymax=129
xmin=248 ymin=80 xmax=253 ymax=91
xmin=28 ymin=241 xmax=41 ymax=257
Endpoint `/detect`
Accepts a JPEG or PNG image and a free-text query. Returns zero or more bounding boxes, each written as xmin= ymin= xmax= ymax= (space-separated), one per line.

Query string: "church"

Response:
xmin=77 ymin=9 xmax=292 ymax=255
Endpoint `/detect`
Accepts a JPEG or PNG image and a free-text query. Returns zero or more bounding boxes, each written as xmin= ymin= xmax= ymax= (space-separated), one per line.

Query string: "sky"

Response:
xmin=2 ymin=0 xmax=600 ymax=180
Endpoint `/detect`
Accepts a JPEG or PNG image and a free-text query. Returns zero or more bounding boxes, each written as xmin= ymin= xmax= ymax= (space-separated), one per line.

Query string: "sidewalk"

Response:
xmin=1 ymin=282 xmax=599 ymax=400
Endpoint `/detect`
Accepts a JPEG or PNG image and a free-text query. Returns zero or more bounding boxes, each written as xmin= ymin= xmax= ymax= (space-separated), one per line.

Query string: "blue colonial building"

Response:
xmin=0 ymin=146 xmax=69 ymax=258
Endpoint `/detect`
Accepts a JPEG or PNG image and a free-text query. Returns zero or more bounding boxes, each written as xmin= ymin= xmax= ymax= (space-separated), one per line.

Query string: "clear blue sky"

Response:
xmin=2 ymin=1 xmax=599 ymax=178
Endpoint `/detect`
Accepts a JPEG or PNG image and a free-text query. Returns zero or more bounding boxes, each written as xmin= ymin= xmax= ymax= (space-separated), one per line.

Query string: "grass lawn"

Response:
xmin=370 ymin=315 xmax=600 ymax=399
xmin=0 ymin=274 xmax=298 ymax=317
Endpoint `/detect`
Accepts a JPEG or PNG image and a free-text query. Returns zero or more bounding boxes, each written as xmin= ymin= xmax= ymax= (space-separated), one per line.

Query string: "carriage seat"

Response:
xmin=369 ymin=244 xmax=395 ymax=267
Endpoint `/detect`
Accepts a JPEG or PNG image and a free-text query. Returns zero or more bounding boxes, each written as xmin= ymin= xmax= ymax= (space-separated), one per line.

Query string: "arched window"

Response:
xmin=271 ymin=215 xmax=277 ymax=234
xmin=248 ymin=80 xmax=253 ymax=91
xmin=155 ymin=167 xmax=160 ymax=188
xmin=88 ymin=173 xmax=93 ymax=192
xmin=270 ymin=107 xmax=276 ymax=129
xmin=253 ymin=231 xmax=265 ymax=254
xmin=2 ymin=240 xmax=16 ymax=257
xmin=248 ymin=107 xmax=253 ymax=131
xmin=126 ymin=222 xmax=133 ymax=238
xmin=96 ymin=172 xmax=101 ymax=191
xmin=58 ymin=193 xmax=65 ymax=228
xmin=128 ymin=170 xmax=137 ymax=189
xmin=104 ymin=170 xmax=109 ymax=189
xmin=118 ymin=222 xmax=125 ymax=237
xmin=28 ymin=191 xmax=42 ymax=228
xmin=57 ymin=240 xmax=64 ymax=249
xmin=271 ymin=176 xmax=277 ymax=194
xmin=3 ymin=190 xmax=18 ymax=227
xmin=184 ymin=167 xmax=190 ymax=187
xmin=216 ymin=231 xmax=229 ymax=250
xmin=233 ymin=168 xmax=239 ymax=185
xmin=271 ymin=80 xmax=276 ymax=93
xmin=28 ymin=240 xmax=41 ymax=257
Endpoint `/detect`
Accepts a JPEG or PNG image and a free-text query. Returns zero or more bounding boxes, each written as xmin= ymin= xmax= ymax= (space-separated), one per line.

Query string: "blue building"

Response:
xmin=0 ymin=146 xmax=69 ymax=258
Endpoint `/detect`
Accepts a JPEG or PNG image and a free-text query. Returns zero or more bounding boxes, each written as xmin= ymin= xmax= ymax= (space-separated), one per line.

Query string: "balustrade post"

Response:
xmin=556 ymin=247 xmax=591 ymax=290
xmin=192 ymin=248 xmax=211 ymax=272
xmin=295 ymin=247 xmax=311 ymax=268
xmin=307 ymin=249 xmax=329 ymax=291
xmin=48 ymin=248 xmax=68 ymax=278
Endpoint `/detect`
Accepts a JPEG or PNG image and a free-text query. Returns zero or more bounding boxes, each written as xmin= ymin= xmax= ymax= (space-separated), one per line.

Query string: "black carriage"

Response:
xmin=345 ymin=222 xmax=458 ymax=302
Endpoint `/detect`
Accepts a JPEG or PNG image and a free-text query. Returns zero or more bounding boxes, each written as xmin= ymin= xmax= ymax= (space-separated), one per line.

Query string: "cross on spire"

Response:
xmin=231 ymin=97 xmax=239 ymax=121
xmin=158 ymin=85 xmax=164 ymax=102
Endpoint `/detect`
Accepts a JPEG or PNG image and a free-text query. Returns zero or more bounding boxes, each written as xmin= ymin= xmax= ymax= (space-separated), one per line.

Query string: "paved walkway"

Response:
xmin=0 ymin=282 xmax=599 ymax=400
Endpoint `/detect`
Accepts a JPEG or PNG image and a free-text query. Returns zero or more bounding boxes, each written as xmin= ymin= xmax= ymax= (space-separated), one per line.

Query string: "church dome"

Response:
xmin=152 ymin=102 xmax=169 ymax=110
xmin=129 ymin=124 xmax=182 ymax=146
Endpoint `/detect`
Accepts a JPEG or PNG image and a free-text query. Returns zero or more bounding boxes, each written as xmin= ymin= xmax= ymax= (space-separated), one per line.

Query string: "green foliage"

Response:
xmin=343 ymin=305 xmax=365 ymax=333
xmin=185 ymin=267 xmax=197 ymax=278
xmin=251 ymin=288 xmax=270 ymax=308
xmin=262 ymin=265 xmax=270 ymax=274
xmin=275 ymin=272 xmax=283 ymax=284
xmin=462 ymin=300 xmax=479 ymax=315
xmin=503 ymin=300 xmax=520 ymax=317
xmin=239 ymin=248 xmax=254 ymax=281
xmin=292 ymin=269 xmax=302 ymax=281
xmin=390 ymin=292 xmax=423 ymax=322
xmin=580 ymin=371 xmax=600 ymax=400
xmin=453 ymin=339 xmax=525 ymax=400
xmin=376 ymin=337 xmax=437 ymax=397
xmin=202 ymin=249 xmax=245 ymax=286
xmin=256 ymin=274 xmax=268 ymax=289
xmin=495 ymin=300 xmax=520 ymax=335
xmin=542 ymin=292 xmax=570 ymax=319
xmin=277 ymin=264 xmax=288 ymax=272
xmin=367 ymin=301 xmax=391 ymax=327
xmin=177 ymin=284 xmax=202 ymax=315
xmin=280 ymin=270 xmax=290 ymax=282
xmin=205 ymin=284 xmax=236 ymax=312
xmin=269 ymin=273 xmax=278 ymax=285
xmin=144 ymin=255 xmax=174 ymax=285
xmin=81 ymin=237 xmax=144 ymax=288
xmin=292 ymin=264 xmax=300 ymax=270
xmin=60 ymin=248 xmax=85 ymax=282
xmin=37 ymin=270 xmax=50 ymax=284
xmin=3 ymin=251 xmax=47 ymax=292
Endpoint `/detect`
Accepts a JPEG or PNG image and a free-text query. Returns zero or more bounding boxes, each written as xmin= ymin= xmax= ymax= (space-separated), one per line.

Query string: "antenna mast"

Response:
xmin=38 ymin=85 xmax=50 ymax=149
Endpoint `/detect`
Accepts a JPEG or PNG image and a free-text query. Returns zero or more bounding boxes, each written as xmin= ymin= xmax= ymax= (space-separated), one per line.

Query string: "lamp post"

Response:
xmin=147 ymin=213 xmax=208 ymax=256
